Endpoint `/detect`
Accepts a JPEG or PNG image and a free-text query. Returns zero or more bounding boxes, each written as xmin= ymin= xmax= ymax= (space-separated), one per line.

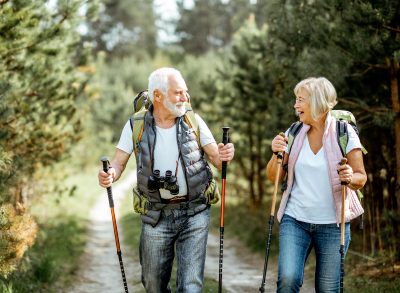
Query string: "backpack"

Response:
xmin=129 ymin=90 xmax=200 ymax=156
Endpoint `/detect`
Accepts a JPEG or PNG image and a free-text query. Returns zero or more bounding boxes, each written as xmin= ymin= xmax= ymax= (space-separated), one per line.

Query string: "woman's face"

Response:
xmin=294 ymin=88 xmax=312 ymax=124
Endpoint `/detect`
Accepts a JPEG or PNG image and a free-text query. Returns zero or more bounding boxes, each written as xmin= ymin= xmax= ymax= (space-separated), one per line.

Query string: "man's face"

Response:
xmin=163 ymin=75 xmax=188 ymax=117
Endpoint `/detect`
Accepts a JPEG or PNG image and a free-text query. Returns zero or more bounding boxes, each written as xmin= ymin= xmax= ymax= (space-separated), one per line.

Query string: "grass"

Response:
xmin=344 ymin=276 xmax=400 ymax=293
xmin=0 ymin=164 xmax=101 ymax=293
xmin=119 ymin=193 xmax=224 ymax=292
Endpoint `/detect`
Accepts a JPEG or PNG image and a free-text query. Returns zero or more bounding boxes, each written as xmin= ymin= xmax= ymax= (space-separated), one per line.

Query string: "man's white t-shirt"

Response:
xmin=284 ymin=124 xmax=362 ymax=224
xmin=117 ymin=114 xmax=216 ymax=199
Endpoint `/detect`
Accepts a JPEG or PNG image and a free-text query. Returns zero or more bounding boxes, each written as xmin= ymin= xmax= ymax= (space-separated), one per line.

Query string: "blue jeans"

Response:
xmin=139 ymin=207 xmax=210 ymax=293
xmin=277 ymin=214 xmax=350 ymax=293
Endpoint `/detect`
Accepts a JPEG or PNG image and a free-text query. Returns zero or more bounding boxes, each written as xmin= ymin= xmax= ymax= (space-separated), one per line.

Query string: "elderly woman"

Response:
xmin=266 ymin=77 xmax=367 ymax=292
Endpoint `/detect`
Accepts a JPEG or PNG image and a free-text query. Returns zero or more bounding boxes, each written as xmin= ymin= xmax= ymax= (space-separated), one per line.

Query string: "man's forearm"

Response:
xmin=110 ymin=160 xmax=125 ymax=182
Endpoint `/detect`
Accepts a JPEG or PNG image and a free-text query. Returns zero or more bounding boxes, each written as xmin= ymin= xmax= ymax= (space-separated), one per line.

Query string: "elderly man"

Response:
xmin=98 ymin=67 xmax=234 ymax=292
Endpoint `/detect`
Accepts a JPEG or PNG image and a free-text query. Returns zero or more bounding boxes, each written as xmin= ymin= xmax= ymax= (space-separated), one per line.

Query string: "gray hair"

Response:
xmin=148 ymin=67 xmax=184 ymax=102
xmin=294 ymin=77 xmax=337 ymax=120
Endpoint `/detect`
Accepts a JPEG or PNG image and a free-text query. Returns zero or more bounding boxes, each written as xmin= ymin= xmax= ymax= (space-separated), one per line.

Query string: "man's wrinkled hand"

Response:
xmin=98 ymin=167 xmax=116 ymax=188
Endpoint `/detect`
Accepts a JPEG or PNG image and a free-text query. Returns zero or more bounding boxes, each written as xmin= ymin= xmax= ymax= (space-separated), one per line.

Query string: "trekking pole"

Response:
xmin=101 ymin=157 xmax=129 ymax=293
xmin=218 ymin=127 xmax=230 ymax=293
xmin=339 ymin=157 xmax=347 ymax=293
xmin=259 ymin=132 xmax=285 ymax=293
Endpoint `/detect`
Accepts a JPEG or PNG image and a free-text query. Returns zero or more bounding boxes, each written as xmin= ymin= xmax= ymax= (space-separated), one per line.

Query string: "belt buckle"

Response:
xmin=161 ymin=196 xmax=185 ymax=204
xmin=168 ymin=196 xmax=185 ymax=204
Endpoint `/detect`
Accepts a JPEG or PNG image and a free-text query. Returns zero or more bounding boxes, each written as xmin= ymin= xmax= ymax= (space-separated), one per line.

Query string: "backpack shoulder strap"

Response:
xmin=287 ymin=121 xmax=303 ymax=155
xmin=281 ymin=121 xmax=302 ymax=192
xmin=335 ymin=119 xmax=368 ymax=156
xmin=336 ymin=120 xmax=348 ymax=158
xmin=183 ymin=103 xmax=201 ymax=147
xmin=130 ymin=109 xmax=147 ymax=155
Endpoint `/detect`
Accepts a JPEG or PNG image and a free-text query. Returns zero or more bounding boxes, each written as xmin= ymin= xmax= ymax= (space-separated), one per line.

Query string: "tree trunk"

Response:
xmin=388 ymin=58 xmax=400 ymax=211
xmin=248 ymin=120 xmax=256 ymax=205
xmin=256 ymin=131 xmax=265 ymax=204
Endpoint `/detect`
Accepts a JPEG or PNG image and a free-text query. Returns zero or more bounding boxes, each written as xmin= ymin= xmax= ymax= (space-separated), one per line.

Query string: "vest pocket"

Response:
xmin=133 ymin=187 xmax=149 ymax=215
xmin=204 ymin=178 xmax=220 ymax=205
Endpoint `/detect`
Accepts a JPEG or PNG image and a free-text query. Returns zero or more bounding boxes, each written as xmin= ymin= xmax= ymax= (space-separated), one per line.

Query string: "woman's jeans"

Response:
xmin=139 ymin=207 xmax=210 ymax=293
xmin=277 ymin=214 xmax=350 ymax=293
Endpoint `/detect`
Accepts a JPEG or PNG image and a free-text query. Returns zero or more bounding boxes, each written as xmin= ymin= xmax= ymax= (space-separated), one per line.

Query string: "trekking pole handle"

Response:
xmin=339 ymin=158 xmax=348 ymax=185
xmin=221 ymin=127 xmax=230 ymax=179
xmin=101 ymin=156 xmax=115 ymax=208
xmin=101 ymin=156 xmax=110 ymax=173
xmin=276 ymin=132 xmax=285 ymax=159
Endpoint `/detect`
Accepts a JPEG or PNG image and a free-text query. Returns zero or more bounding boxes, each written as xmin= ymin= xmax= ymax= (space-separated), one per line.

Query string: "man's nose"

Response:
xmin=180 ymin=93 xmax=187 ymax=102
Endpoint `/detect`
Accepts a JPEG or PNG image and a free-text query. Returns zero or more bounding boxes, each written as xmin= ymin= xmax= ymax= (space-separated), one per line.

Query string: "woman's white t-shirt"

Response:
xmin=116 ymin=114 xmax=216 ymax=199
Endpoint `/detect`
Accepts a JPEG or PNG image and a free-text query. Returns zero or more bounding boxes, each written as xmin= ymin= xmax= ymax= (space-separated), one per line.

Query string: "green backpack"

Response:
xmin=129 ymin=90 xmax=200 ymax=156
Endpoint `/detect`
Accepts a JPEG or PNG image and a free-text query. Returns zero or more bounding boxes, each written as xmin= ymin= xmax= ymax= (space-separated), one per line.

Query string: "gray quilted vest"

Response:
xmin=134 ymin=107 xmax=212 ymax=225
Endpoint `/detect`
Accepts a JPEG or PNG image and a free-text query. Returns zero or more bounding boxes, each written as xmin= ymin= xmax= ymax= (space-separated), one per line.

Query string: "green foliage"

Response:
xmin=0 ymin=0 xmax=96 ymax=199
xmin=198 ymin=17 xmax=294 ymax=203
xmin=0 ymin=0 xmax=99 ymax=275
xmin=0 ymin=164 xmax=100 ymax=291
xmin=0 ymin=218 xmax=86 ymax=293
xmin=86 ymin=0 xmax=157 ymax=57
xmin=177 ymin=52 xmax=221 ymax=109
xmin=174 ymin=0 xmax=255 ymax=55
xmin=87 ymin=51 xmax=173 ymax=146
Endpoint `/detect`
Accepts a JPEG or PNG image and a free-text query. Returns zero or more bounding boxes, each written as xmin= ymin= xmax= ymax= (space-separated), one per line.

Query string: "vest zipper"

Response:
xmin=150 ymin=119 xmax=162 ymax=200
xmin=177 ymin=118 xmax=190 ymax=197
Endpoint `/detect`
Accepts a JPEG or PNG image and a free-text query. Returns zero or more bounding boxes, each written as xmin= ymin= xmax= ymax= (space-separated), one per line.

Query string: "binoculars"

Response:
xmin=148 ymin=170 xmax=179 ymax=195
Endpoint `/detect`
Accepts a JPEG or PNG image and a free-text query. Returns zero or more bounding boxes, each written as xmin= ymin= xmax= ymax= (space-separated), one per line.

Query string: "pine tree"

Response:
xmin=174 ymin=0 xmax=255 ymax=55
xmin=85 ymin=0 xmax=157 ymax=58
xmin=199 ymin=16 xmax=293 ymax=205
xmin=0 ymin=0 xmax=98 ymax=275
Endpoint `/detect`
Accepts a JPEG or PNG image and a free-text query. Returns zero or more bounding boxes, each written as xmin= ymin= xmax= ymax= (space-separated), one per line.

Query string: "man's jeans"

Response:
xmin=277 ymin=214 xmax=350 ymax=293
xmin=139 ymin=207 xmax=210 ymax=293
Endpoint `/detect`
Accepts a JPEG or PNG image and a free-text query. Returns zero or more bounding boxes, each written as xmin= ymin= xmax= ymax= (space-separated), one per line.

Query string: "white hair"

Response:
xmin=148 ymin=67 xmax=184 ymax=102
xmin=294 ymin=77 xmax=337 ymax=120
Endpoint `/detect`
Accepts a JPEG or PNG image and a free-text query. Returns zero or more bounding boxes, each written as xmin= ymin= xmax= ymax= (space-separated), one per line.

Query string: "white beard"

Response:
xmin=163 ymin=98 xmax=186 ymax=117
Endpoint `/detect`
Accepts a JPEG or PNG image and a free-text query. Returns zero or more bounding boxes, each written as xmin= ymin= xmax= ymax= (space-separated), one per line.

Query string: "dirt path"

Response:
xmin=205 ymin=233 xmax=273 ymax=292
xmin=68 ymin=172 xmax=313 ymax=293
xmin=205 ymin=231 xmax=314 ymax=293
xmin=68 ymin=171 xmax=143 ymax=293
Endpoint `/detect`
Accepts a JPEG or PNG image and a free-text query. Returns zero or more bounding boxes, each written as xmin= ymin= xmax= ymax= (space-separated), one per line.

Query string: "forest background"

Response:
xmin=1 ymin=0 xmax=399 ymax=292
